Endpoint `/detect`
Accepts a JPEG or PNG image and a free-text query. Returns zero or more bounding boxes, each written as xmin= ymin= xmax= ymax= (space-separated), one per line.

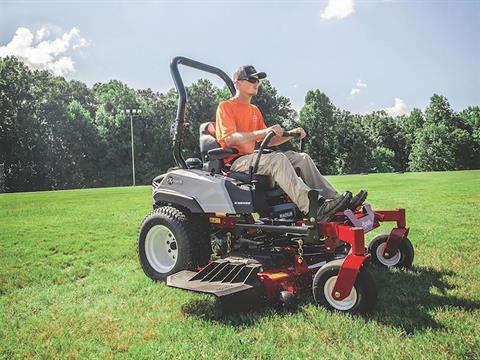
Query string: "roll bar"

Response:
xmin=170 ymin=56 xmax=236 ymax=168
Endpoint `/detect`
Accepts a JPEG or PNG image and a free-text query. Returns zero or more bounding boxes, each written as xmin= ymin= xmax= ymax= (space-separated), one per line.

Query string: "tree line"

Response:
xmin=0 ymin=56 xmax=478 ymax=192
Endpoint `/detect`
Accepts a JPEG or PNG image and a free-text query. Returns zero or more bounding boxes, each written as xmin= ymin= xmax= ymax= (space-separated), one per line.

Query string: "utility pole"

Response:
xmin=125 ymin=108 xmax=142 ymax=186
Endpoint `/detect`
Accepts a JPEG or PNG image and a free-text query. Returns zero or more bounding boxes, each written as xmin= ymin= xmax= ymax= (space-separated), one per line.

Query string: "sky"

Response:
xmin=1 ymin=0 xmax=479 ymax=116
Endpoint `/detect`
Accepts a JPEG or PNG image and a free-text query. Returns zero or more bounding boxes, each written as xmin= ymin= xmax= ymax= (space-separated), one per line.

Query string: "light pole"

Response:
xmin=125 ymin=108 xmax=141 ymax=186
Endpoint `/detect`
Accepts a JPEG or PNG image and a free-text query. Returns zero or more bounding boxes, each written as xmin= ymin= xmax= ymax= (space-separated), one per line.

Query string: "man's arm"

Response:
xmin=224 ymin=125 xmax=306 ymax=147
xmin=223 ymin=124 xmax=285 ymax=147
xmin=223 ymin=128 xmax=269 ymax=146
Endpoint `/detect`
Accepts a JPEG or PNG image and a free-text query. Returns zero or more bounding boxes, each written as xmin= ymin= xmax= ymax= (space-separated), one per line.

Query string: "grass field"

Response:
xmin=1 ymin=170 xmax=479 ymax=359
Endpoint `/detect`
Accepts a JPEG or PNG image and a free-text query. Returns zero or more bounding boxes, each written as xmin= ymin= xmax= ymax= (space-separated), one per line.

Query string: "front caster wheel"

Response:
xmin=312 ymin=260 xmax=377 ymax=315
xmin=368 ymin=234 xmax=414 ymax=269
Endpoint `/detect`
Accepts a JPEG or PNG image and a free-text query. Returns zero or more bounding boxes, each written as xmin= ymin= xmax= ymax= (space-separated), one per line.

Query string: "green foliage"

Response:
xmin=0 ymin=57 xmax=41 ymax=191
xmin=408 ymin=95 xmax=478 ymax=171
xmin=399 ymin=108 xmax=425 ymax=158
xmin=333 ymin=111 xmax=372 ymax=174
xmin=371 ymin=147 xmax=395 ymax=173
xmin=425 ymin=94 xmax=455 ymax=126
xmin=409 ymin=123 xmax=456 ymax=171
xmin=1 ymin=57 xmax=478 ymax=192
xmin=183 ymin=79 xmax=219 ymax=158
xmin=298 ymin=90 xmax=337 ymax=174
xmin=458 ymin=106 xmax=480 ymax=169
xmin=362 ymin=111 xmax=408 ymax=171
xmin=0 ymin=56 xmax=105 ymax=191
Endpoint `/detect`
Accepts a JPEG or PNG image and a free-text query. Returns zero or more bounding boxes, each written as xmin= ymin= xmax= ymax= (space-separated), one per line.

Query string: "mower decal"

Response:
xmin=344 ymin=204 xmax=375 ymax=232
xmin=166 ymin=176 xmax=183 ymax=185
xmin=158 ymin=169 xmax=236 ymax=213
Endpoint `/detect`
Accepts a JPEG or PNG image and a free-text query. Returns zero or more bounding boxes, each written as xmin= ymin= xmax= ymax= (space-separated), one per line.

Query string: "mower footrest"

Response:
xmin=167 ymin=260 xmax=263 ymax=299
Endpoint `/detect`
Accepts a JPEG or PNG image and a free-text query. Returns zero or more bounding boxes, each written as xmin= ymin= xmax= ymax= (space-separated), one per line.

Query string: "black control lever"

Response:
xmin=248 ymin=129 xmax=302 ymax=183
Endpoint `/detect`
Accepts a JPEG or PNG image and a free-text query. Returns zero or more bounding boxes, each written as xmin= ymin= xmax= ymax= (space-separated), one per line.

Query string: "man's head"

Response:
xmin=233 ymin=65 xmax=267 ymax=97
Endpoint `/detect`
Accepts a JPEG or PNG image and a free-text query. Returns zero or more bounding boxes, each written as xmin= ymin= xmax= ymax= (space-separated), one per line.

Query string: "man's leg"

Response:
xmin=283 ymin=151 xmax=338 ymax=199
xmin=231 ymin=152 xmax=311 ymax=213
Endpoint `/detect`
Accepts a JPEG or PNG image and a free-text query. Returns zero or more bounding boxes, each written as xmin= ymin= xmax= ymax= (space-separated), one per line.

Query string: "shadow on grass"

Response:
xmin=180 ymin=265 xmax=479 ymax=333
xmin=180 ymin=297 xmax=280 ymax=327
xmin=369 ymin=265 xmax=480 ymax=334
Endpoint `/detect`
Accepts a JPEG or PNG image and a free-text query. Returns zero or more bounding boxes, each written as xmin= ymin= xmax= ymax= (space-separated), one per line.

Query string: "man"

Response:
xmin=216 ymin=65 xmax=367 ymax=221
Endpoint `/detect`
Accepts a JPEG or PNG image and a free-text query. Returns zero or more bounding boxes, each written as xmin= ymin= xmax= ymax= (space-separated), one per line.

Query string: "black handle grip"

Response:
xmin=283 ymin=130 xmax=301 ymax=139
xmin=249 ymin=131 xmax=276 ymax=182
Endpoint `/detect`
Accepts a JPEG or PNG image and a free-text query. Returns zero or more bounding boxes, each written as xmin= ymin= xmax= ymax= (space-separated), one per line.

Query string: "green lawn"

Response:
xmin=1 ymin=171 xmax=479 ymax=359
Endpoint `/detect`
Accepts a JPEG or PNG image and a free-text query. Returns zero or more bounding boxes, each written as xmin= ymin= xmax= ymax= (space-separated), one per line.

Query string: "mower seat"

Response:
xmin=199 ymin=122 xmax=275 ymax=188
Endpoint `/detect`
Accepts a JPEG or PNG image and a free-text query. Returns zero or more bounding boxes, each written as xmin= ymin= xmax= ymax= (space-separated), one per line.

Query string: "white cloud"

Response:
xmin=47 ymin=57 xmax=75 ymax=76
xmin=383 ymin=98 xmax=410 ymax=116
xmin=350 ymin=79 xmax=367 ymax=96
xmin=35 ymin=27 xmax=49 ymax=42
xmin=356 ymin=79 xmax=367 ymax=88
xmin=0 ymin=26 xmax=87 ymax=76
xmin=321 ymin=0 xmax=355 ymax=20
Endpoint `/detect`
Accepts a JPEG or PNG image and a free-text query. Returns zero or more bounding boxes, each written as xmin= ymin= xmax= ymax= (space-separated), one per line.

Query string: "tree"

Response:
xmin=425 ymin=94 xmax=455 ymax=127
xmin=333 ymin=112 xmax=372 ymax=174
xmin=183 ymin=79 xmax=219 ymax=159
xmin=361 ymin=111 xmax=408 ymax=171
xmin=409 ymin=95 xmax=478 ymax=171
xmin=135 ymin=88 xmax=177 ymax=183
xmin=371 ymin=147 xmax=395 ymax=173
xmin=93 ymin=80 xmax=137 ymax=186
xmin=64 ymin=100 xmax=103 ymax=187
xmin=458 ymin=106 xmax=480 ymax=169
xmin=409 ymin=123 xmax=456 ymax=171
xmin=399 ymin=108 xmax=425 ymax=161
xmin=2 ymin=55 xmax=479 ymax=192
xmin=298 ymin=90 xmax=337 ymax=174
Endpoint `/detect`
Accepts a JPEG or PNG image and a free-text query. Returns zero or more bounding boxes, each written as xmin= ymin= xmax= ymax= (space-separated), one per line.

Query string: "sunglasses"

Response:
xmin=241 ymin=77 xmax=260 ymax=84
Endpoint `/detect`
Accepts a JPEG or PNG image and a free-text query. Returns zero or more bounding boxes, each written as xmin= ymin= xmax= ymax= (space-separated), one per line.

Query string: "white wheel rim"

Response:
xmin=324 ymin=276 xmax=357 ymax=311
xmin=376 ymin=242 xmax=401 ymax=267
xmin=145 ymin=225 xmax=178 ymax=273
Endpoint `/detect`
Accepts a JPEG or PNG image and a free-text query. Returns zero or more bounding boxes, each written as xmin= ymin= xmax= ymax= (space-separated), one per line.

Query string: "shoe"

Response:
xmin=348 ymin=190 xmax=368 ymax=211
xmin=317 ymin=191 xmax=352 ymax=222
xmin=307 ymin=189 xmax=324 ymax=220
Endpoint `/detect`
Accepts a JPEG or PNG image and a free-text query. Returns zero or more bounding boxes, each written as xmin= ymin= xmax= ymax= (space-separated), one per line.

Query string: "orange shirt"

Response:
xmin=216 ymin=99 xmax=267 ymax=164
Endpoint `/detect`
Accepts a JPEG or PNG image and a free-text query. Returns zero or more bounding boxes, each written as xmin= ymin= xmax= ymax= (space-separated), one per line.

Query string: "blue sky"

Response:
xmin=1 ymin=0 xmax=479 ymax=115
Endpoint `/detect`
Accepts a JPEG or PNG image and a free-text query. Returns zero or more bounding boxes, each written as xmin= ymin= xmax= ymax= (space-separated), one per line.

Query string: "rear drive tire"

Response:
xmin=368 ymin=233 xmax=414 ymax=269
xmin=137 ymin=206 xmax=210 ymax=281
xmin=312 ymin=260 xmax=377 ymax=315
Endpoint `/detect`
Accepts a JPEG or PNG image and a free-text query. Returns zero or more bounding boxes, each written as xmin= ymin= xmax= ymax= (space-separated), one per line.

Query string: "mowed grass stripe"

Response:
xmin=0 ymin=170 xmax=479 ymax=359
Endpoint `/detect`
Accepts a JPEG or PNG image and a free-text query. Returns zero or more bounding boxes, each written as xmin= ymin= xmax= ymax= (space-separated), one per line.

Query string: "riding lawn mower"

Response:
xmin=137 ymin=57 xmax=414 ymax=315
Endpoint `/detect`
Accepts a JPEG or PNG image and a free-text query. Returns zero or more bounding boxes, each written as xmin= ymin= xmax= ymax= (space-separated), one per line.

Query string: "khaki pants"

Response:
xmin=231 ymin=150 xmax=338 ymax=213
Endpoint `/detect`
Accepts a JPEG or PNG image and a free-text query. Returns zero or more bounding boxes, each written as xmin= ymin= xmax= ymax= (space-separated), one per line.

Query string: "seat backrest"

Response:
xmin=199 ymin=122 xmax=223 ymax=173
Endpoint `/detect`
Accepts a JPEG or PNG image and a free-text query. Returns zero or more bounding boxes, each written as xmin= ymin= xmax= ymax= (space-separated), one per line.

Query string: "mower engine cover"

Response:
xmin=153 ymin=169 xmax=255 ymax=214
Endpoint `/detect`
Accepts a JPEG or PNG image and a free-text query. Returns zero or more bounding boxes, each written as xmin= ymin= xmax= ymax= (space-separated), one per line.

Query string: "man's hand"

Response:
xmin=267 ymin=124 xmax=284 ymax=137
xmin=291 ymin=127 xmax=306 ymax=140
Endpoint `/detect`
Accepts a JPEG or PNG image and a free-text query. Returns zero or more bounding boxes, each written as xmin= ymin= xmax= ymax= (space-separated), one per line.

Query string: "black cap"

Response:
xmin=233 ymin=65 xmax=267 ymax=81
